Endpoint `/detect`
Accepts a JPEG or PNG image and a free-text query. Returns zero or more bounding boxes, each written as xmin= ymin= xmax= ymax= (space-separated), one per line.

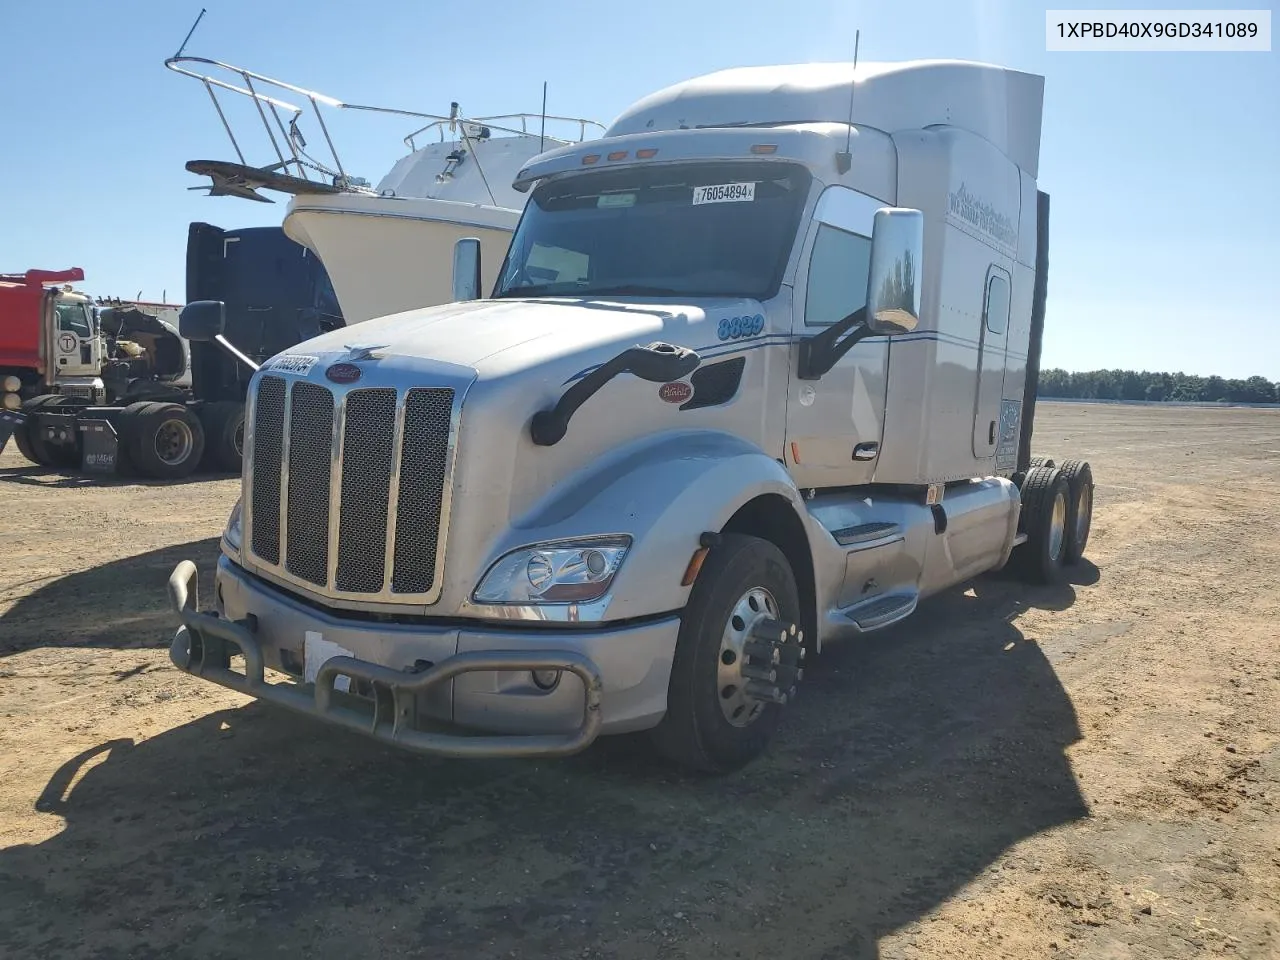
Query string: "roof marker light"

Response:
xmin=750 ymin=144 xmax=778 ymax=155
xmin=636 ymin=148 xmax=659 ymax=159
xmin=582 ymin=154 xmax=600 ymax=165
xmin=607 ymin=150 xmax=628 ymax=161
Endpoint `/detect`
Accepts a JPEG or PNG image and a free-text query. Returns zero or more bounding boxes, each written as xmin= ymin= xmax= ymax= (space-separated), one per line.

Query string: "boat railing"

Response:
xmin=402 ymin=114 xmax=606 ymax=152
xmin=164 ymin=55 xmax=605 ymax=191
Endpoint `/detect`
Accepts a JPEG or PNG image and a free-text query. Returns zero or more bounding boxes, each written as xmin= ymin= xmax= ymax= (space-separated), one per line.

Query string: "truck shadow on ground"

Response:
xmin=0 ymin=538 xmax=222 ymax=657
xmin=0 ymin=547 xmax=1095 ymax=960
xmin=0 ymin=463 xmax=236 ymax=489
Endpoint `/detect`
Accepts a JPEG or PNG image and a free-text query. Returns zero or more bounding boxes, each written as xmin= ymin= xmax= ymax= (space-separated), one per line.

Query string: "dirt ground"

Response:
xmin=0 ymin=401 xmax=1277 ymax=960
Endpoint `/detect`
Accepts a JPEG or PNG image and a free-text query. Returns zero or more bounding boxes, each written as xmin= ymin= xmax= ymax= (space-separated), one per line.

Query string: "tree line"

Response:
xmin=1039 ymin=369 xmax=1279 ymax=404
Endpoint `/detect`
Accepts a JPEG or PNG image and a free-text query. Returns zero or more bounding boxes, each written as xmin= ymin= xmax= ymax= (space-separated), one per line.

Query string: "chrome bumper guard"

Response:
xmin=167 ymin=561 xmax=604 ymax=759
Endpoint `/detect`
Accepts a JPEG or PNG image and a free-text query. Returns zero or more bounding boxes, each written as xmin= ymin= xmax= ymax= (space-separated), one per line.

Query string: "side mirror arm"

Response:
xmin=797 ymin=306 xmax=870 ymax=380
xmin=531 ymin=342 xmax=700 ymax=446
xmin=213 ymin=334 xmax=261 ymax=373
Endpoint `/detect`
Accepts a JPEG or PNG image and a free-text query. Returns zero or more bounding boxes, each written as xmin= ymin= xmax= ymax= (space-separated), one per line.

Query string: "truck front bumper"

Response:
xmin=167 ymin=558 xmax=679 ymax=759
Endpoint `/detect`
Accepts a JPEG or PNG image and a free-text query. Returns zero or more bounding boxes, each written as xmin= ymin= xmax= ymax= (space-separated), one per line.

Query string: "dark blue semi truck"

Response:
xmin=6 ymin=223 xmax=343 ymax=478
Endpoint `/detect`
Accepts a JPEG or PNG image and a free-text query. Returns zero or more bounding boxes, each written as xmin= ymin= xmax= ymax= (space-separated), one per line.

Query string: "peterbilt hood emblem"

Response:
xmin=324 ymin=344 xmax=387 ymax=382
xmin=325 ymin=362 xmax=362 ymax=384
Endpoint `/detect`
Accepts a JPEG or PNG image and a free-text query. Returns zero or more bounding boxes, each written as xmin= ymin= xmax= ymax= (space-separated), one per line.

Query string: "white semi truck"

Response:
xmin=168 ymin=60 xmax=1094 ymax=773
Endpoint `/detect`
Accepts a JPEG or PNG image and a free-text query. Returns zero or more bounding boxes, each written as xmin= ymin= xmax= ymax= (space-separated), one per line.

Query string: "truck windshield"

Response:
xmin=495 ymin=161 xmax=812 ymax=300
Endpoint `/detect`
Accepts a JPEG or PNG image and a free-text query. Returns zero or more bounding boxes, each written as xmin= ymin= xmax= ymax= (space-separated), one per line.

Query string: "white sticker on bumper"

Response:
xmin=304 ymin=631 xmax=352 ymax=692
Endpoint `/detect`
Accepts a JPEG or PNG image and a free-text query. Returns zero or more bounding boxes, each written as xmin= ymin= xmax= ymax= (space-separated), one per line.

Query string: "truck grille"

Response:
xmin=246 ymin=375 xmax=456 ymax=602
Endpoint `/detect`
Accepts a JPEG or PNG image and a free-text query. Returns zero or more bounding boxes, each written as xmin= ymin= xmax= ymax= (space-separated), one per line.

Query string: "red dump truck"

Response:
xmin=0 ymin=267 xmax=198 ymax=471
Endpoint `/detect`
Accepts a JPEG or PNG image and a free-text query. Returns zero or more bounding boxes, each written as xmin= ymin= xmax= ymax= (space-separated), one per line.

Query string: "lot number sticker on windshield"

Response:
xmin=692 ymin=182 xmax=756 ymax=205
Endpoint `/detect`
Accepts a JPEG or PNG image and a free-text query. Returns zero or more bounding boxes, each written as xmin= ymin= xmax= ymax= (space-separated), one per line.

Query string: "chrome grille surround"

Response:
xmin=242 ymin=362 xmax=470 ymax=609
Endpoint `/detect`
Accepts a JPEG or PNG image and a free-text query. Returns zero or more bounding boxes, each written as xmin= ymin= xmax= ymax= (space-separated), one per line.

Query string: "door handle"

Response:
xmin=852 ymin=441 xmax=879 ymax=461
xmin=988 ymin=420 xmax=996 ymax=445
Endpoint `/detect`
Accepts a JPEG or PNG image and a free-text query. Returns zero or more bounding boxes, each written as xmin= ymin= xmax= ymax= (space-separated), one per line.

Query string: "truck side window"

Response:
xmin=805 ymin=224 xmax=871 ymax=326
xmin=984 ymin=272 xmax=1010 ymax=335
xmin=56 ymin=302 xmax=92 ymax=338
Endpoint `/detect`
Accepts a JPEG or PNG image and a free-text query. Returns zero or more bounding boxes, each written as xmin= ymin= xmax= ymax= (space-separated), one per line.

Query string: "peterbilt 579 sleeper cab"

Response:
xmin=167 ymin=60 xmax=1094 ymax=773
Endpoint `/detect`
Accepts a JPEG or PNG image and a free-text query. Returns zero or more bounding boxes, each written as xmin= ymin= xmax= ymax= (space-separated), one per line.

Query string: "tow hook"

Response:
xmin=742 ymin=617 xmax=805 ymax=705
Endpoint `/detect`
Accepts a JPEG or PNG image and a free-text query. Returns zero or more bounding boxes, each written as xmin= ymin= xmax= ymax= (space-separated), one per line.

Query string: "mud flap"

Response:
xmin=0 ymin=410 xmax=24 ymax=455
xmin=78 ymin=418 xmax=119 ymax=474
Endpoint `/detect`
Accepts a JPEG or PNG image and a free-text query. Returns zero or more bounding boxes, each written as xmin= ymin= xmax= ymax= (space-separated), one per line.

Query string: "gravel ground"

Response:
xmin=0 ymin=401 xmax=1277 ymax=959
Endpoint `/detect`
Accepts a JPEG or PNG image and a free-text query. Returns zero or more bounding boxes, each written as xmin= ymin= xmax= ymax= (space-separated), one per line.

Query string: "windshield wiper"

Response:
xmin=494 ymin=283 xmax=565 ymax=299
xmin=497 ymin=283 xmax=686 ymax=300
xmin=571 ymin=285 xmax=686 ymax=298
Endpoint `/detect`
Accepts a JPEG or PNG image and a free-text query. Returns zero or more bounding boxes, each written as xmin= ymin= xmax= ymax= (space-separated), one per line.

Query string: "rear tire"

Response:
xmin=25 ymin=395 xmax=87 ymax=469
xmin=126 ymin=402 xmax=205 ymax=479
xmin=1028 ymin=456 xmax=1055 ymax=469
xmin=12 ymin=395 xmax=60 ymax=465
xmin=650 ymin=533 xmax=802 ymax=774
xmin=1057 ymin=459 xmax=1094 ymax=565
xmin=198 ymin=401 xmax=245 ymax=473
xmin=1012 ymin=466 xmax=1070 ymax=585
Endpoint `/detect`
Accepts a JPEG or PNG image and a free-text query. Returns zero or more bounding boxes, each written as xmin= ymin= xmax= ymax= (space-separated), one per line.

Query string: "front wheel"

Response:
xmin=650 ymin=533 xmax=805 ymax=774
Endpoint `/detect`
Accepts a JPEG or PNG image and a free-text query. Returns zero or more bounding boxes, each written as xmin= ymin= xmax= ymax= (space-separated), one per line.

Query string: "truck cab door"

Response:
xmin=971 ymin=266 xmax=1012 ymax=458
xmin=785 ymin=187 xmax=889 ymax=487
xmin=53 ymin=299 xmax=99 ymax=378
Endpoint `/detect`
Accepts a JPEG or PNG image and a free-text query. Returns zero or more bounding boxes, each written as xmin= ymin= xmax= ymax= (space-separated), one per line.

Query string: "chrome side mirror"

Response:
xmin=452 ymin=237 xmax=482 ymax=302
xmin=865 ymin=208 xmax=923 ymax=335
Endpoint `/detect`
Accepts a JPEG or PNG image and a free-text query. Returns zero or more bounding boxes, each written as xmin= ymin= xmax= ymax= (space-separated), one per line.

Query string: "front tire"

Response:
xmin=651 ymin=534 xmax=803 ymax=774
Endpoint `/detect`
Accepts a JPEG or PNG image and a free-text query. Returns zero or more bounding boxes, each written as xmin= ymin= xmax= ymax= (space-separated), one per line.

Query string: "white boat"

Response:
xmin=166 ymin=55 xmax=603 ymax=323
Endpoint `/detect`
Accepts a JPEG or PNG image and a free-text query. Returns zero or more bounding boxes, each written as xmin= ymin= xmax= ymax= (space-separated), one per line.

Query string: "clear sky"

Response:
xmin=1 ymin=0 xmax=1276 ymax=378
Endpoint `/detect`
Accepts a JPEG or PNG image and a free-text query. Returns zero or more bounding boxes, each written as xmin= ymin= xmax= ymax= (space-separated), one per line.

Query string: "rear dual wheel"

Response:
xmin=1057 ymin=459 xmax=1094 ymax=563
xmin=121 ymin=402 xmax=205 ymax=480
xmin=198 ymin=401 xmax=245 ymax=473
xmin=17 ymin=395 xmax=86 ymax=468
xmin=12 ymin=395 xmax=57 ymax=464
xmin=1013 ymin=460 xmax=1094 ymax=583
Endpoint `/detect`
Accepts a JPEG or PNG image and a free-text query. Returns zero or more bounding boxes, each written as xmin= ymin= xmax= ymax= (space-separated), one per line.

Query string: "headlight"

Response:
xmin=2 ymin=375 xmax=21 ymax=393
xmin=473 ymin=536 xmax=630 ymax=604
xmin=223 ymin=499 xmax=243 ymax=552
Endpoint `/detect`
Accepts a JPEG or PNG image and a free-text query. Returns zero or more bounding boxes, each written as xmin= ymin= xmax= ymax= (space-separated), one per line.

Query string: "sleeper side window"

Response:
xmin=984 ymin=272 xmax=1010 ymax=335
xmin=804 ymin=224 xmax=872 ymax=326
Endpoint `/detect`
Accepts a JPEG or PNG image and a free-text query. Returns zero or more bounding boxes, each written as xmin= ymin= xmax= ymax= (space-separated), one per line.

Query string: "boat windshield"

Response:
xmin=495 ymin=161 xmax=812 ymax=301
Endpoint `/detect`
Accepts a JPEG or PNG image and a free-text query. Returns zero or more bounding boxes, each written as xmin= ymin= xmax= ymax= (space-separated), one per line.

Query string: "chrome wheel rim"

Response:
xmin=717 ymin=586 xmax=779 ymax=728
xmin=1075 ymin=484 xmax=1092 ymax=545
xmin=155 ymin=419 xmax=194 ymax=466
xmin=1048 ymin=491 xmax=1067 ymax=561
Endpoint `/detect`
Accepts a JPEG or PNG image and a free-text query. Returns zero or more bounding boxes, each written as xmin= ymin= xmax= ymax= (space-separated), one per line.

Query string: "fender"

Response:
xmin=480 ymin=429 xmax=814 ymax=622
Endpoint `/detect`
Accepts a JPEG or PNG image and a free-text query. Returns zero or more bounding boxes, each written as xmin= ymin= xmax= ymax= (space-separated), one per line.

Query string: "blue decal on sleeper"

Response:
xmin=717 ymin=313 xmax=765 ymax=342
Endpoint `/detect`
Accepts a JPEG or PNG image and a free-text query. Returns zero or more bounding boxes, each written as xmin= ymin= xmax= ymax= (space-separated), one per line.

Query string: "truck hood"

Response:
xmin=281 ymin=296 xmax=765 ymax=382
